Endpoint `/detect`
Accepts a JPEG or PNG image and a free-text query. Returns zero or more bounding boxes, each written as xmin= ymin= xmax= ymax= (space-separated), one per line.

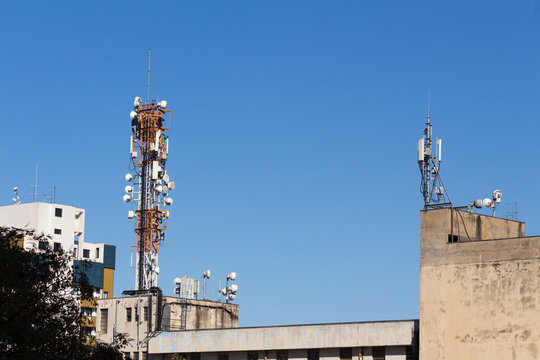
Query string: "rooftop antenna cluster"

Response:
xmin=418 ymin=90 xmax=451 ymax=209
xmin=469 ymin=189 xmax=502 ymax=216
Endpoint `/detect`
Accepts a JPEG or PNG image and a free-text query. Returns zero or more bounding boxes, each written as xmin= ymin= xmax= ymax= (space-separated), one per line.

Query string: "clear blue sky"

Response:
xmin=1 ymin=1 xmax=539 ymax=326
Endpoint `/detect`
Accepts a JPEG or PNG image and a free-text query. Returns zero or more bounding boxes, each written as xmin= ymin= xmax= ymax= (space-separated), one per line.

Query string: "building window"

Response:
xmin=103 ymin=292 xmax=109 ymax=299
xmin=277 ymin=351 xmax=288 ymax=360
xmin=143 ymin=306 xmax=148 ymax=321
xmin=248 ymin=352 xmax=258 ymax=360
xmin=307 ymin=349 xmax=319 ymax=360
xmin=340 ymin=348 xmax=352 ymax=360
xmin=74 ymin=234 xmax=80 ymax=244
xmin=73 ymin=248 xmax=77 ymax=257
xmin=54 ymin=228 xmax=62 ymax=235
xmin=96 ymin=248 xmax=100 ymax=259
xmin=53 ymin=242 xmax=61 ymax=252
xmin=83 ymin=249 xmax=90 ymax=258
xmin=219 ymin=354 xmax=229 ymax=360
xmin=55 ymin=208 xmax=63 ymax=217
xmin=191 ymin=353 xmax=201 ymax=360
xmin=126 ymin=308 xmax=132 ymax=322
xmin=372 ymin=347 xmax=385 ymax=360
xmin=100 ymin=309 xmax=108 ymax=334
xmin=38 ymin=241 xmax=48 ymax=250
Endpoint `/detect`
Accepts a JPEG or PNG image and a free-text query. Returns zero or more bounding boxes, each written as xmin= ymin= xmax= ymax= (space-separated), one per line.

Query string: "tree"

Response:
xmin=0 ymin=227 xmax=126 ymax=360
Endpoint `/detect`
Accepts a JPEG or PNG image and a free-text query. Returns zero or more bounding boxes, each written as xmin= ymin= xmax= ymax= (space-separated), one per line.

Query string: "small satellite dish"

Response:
xmin=203 ymin=269 xmax=211 ymax=278
xmin=168 ymin=181 xmax=175 ymax=190
xmin=227 ymin=294 xmax=236 ymax=301
xmin=221 ymin=288 xmax=227 ymax=295
xmin=125 ymin=185 xmax=133 ymax=193
xmin=13 ymin=187 xmax=18 ymax=192
xmin=128 ymin=211 xmax=134 ymax=219
xmin=125 ymin=173 xmax=133 ymax=181
xmin=155 ymin=185 xmax=163 ymax=193
xmin=474 ymin=199 xmax=483 ymax=209
xmin=134 ymin=96 xmax=142 ymax=107
xmin=162 ymin=185 xmax=169 ymax=195
xmin=174 ymin=277 xmax=181 ymax=285
xmin=482 ymin=198 xmax=493 ymax=208
xmin=123 ymin=194 xmax=132 ymax=203
xmin=228 ymin=272 xmax=237 ymax=281
xmin=131 ymin=151 xmax=138 ymax=159
xmin=228 ymin=284 xmax=238 ymax=293
xmin=130 ymin=111 xmax=138 ymax=119
xmin=164 ymin=197 xmax=173 ymax=206
xmin=159 ymin=100 xmax=167 ymax=108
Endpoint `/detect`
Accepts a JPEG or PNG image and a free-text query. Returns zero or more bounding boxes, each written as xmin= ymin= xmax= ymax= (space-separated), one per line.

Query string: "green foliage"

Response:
xmin=0 ymin=227 xmax=127 ymax=360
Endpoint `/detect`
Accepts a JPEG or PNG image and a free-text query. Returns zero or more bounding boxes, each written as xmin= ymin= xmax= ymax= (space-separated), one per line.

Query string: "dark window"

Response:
xmin=248 ymin=353 xmax=258 ymax=360
xmin=448 ymin=234 xmax=459 ymax=243
xmin=143 ymin=306 xmax=148 ymax=321
xmin=55 ymin=208 xmax=63 ymax=217
xmin=277 ymin=351 xmax=288 ymax=360
xmin=53 ymin=242 xmax=61 ymax=251
xmin=219 ymin=354 xmax=229 ymax=360
xmin=126 ymin=308 xmax=132 ymax=322
xmin=100 ymin=309 xmax=108 ymax=334
xmin=74 ymin=235 xmax=80 ymax=244
xmin=406 ymin=346 xmax=417 ymax=360
xmin=96 ymin=248 xmax=100 ymax=258
xmin=73 ymin=248 xmax=77 ymax=257
xmin=38 ymin=241 xmax=48 ymax=250
xmin=54 ymin=228 xmax=62 ymax=235
xmin=339 ymin=348 xmax=352 ymax=360
xmin=191 ymin=354 xmax=201 ymax=360
xmin=134 ymin=352 xmax=139 ymax=360
xmin=307 ymin=350 xmax=319 ymax=360
xmin=83 ymin=249 xmax=90 ymax=258
xmin=372 ymin=347 xmax=385 ymax=360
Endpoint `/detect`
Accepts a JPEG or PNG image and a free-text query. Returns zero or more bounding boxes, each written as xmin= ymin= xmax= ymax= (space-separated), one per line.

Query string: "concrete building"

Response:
xmin=96 ymin=205 xmax=540 ymax=360
xmin=419 ymin=208 xmax=539 ymax=359
xmin=0 ymin=201 xmax=116 ymax=341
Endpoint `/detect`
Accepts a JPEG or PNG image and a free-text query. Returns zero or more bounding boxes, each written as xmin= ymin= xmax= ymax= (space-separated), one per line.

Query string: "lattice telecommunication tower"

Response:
xmin=417 ymin=102 xmax=451 ymax=209
xmin=123 ymin=96 xmax=175 ymax=290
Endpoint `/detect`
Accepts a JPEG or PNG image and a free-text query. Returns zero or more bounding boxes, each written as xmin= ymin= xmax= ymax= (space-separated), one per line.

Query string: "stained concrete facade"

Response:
xmin=420 ymin=208 xmax=540 ymax=359
xmin=148 ymin=320 xmax=418 ymax=360
xmin=97 ymin=295 xmax=238 ymax=356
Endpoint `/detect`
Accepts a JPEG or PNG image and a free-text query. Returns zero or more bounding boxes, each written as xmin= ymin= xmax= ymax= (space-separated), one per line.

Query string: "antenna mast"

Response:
xmin=147 ymin=49 xmax=151 ymax=103
xmin=418 ymin=90 xmax=451 ymax=209
xmin=124 ymin=93 xmax=174 ymax=290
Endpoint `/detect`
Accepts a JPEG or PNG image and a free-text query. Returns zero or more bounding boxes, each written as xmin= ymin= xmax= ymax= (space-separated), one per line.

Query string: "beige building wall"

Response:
xmin=420 ymin=208 xmax=540 ymax=360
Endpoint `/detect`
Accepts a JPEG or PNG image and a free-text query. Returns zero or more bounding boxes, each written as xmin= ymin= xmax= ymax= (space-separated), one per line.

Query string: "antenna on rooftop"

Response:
xmin=418 ymin=90 xmax=452 ymax=209
xmin=30 ymin=162 xmax=38 ymax=202
xmin=12 ymin=187 xmax=20 ymax=205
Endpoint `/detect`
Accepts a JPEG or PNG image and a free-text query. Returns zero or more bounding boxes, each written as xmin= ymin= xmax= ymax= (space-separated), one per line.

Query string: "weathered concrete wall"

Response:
xmin=148 ymin=321 xmax=417 ymax=354
xmin=420 ymin=208 xmax=540 ymax=360
xmin=150 ymin=346 xmax=408 ymax=360
xmin=97 ymin=296 xmax=238 ymax=355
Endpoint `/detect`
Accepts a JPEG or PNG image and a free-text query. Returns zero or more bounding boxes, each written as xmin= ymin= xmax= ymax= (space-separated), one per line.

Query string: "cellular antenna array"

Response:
xmin=417 ymin=91 xmax=451 ymax=209
xmin=124 ymin=94 xmax=175 ymax=290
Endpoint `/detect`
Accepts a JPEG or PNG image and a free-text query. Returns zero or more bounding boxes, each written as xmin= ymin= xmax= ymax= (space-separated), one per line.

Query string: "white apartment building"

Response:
xmin=0 ymin=201 xmax=116 ymax=341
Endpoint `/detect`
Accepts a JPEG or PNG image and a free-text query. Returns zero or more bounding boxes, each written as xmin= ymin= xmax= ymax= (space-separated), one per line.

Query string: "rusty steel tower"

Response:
xmin=124 ymin=96 xmax=175 ymax=290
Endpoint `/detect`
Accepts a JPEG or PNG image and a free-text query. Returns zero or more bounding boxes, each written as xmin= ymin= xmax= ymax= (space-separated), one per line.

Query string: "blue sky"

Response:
xmin=0 ymin=1 xmax=539 ymax=326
